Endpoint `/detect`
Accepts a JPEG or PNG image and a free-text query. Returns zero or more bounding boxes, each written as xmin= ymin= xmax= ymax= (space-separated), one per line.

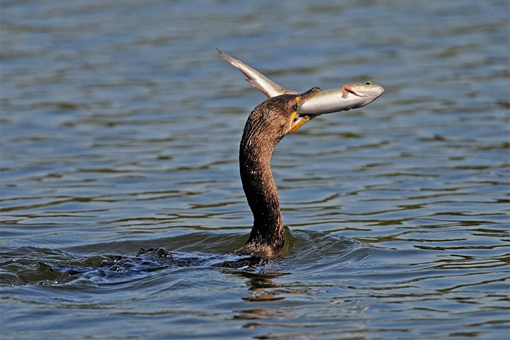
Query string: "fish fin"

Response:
xmin=217 ymin=48 xmax=291 ymax=98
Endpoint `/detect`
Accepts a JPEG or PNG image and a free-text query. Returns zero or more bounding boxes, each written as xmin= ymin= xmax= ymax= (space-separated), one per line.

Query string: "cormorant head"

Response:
xmin=244 ymin=87 xmax=322 ymax=146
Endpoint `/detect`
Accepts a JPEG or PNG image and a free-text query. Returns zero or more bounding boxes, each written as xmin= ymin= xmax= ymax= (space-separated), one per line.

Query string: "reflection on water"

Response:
xmin=1 ymin=0 xmax=508 ymax=339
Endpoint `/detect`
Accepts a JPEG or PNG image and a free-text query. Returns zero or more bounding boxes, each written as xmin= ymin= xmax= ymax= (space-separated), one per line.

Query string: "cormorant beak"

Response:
xmin=298 ymin=87 xmax=322 ymax=107
xmin=289 ymin=87 xmax=322 ymax=134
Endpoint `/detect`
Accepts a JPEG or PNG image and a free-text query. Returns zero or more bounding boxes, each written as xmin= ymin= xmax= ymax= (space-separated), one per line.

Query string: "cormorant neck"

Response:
xmin=237 ymin=112 xmax=286 ymax=257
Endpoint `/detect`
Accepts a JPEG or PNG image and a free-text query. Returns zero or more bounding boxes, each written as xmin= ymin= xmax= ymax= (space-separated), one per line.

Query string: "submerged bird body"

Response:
xmin=236 ymin=88 xmax=321 ymax=257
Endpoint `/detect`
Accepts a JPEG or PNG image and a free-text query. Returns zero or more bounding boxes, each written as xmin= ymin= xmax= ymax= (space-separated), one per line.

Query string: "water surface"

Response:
xmin=1 ymin=0 xmax=509 ymax=339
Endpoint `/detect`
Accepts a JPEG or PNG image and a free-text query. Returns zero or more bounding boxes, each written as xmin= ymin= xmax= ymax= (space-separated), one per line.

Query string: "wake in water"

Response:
xmin=36 ymin=231 xmax=372 ymax=284
xmin=40 ymin=247 xmax=270 ymax=277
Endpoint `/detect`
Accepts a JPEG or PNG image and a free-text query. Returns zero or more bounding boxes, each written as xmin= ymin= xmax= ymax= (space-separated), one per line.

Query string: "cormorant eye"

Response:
xmin=293 ymin=103 xmax=299 ymax=111
xmin=365 ymin=81 xmax=372 ymax=85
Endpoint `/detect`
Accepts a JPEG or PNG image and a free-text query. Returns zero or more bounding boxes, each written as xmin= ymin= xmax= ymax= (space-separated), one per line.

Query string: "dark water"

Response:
xmin=1 ymin=0 xmax=509 ymax=339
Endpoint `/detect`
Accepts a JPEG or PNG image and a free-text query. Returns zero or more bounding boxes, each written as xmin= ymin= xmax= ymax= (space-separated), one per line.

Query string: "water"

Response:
xmin=1 ymin=0 xmax=509 ymax=339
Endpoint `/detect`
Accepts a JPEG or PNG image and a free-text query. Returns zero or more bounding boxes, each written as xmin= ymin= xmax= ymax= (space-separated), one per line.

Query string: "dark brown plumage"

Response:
xmin=236 ymin=87 xmax=321 ymax=258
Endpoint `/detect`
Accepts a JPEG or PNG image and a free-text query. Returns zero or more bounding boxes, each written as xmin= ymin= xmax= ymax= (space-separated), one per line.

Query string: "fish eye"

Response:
xmin=365 ymin=81 xmax=372 ymax=85
xmin=293 ymin=103 xmax=299 ymax=111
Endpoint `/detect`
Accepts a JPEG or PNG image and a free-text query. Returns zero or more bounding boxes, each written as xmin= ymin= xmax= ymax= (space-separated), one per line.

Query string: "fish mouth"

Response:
xmin=342 ymin=84 xmax=361 ymax=97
